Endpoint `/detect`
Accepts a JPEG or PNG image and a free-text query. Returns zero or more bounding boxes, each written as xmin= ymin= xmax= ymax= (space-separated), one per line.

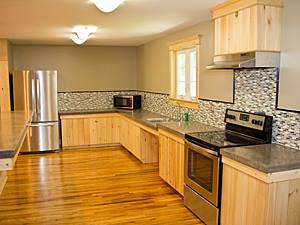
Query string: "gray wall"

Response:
xmin=12 ymin=45 xmax=137 ymax=92
xmin=137 ymin=20 xmax=234 ymax=103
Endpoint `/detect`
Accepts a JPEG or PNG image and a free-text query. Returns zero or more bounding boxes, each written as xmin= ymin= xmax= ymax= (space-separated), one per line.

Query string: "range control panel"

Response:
xmin=225 ymin=109 xmax=266 ymax=131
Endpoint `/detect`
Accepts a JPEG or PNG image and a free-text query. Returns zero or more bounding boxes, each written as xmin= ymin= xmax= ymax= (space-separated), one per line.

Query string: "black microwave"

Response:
xmin=113 ymin=95 xmax=142 ymax=110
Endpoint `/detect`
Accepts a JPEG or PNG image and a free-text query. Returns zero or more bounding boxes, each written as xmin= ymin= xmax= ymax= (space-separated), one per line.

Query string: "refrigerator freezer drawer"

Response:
xmin=21 ymin=122 xmax=60 ymax=153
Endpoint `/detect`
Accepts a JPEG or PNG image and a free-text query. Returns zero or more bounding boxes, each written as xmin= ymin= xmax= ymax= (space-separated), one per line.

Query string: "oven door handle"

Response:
xmin=185 ymin=140 xmax=219 ymax=157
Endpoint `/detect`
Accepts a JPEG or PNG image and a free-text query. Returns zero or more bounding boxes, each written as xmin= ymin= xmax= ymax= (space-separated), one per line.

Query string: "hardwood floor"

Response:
xmin=0 ymin=147 xmax=203 ymax=225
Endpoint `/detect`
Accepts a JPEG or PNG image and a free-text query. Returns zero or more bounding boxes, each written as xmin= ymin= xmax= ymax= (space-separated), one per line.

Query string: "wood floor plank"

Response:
xmin=0 ymin=147 xmax=203 ymax=225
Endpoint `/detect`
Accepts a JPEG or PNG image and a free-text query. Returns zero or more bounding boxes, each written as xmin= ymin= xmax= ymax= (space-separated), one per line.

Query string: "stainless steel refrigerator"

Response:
xmin=12 ymin=70 xmax=60 ymax=153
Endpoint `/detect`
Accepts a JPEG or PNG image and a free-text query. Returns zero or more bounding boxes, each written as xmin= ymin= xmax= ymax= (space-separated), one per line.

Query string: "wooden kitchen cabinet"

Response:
xmin=61 ymin=113 xmax=159 ymax=163
xmin=158 ymin=129 xmax=185 ymax=196
xmin=212 ymin=0 xmax=283 ymax=55
xmin=119 ymin=116 xmax=141 ymax=159
xmin=60 ymin=113 xmax=120 ymax=148
xmin=0 ymin=40 xmax=11 ymax=112
xmin=221 ymin=157 xmax=300 ymax=225
xmin=119 ymin=115 xmax=159 ymax=163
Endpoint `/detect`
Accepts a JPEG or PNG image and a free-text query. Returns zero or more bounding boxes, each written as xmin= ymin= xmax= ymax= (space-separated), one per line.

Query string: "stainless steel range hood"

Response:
xmin=206 ymin=51 xmax=281 ymax=70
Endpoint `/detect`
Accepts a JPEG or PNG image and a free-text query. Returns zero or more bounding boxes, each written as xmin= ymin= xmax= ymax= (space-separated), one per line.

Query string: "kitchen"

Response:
xmin=0 ymin=0 xmax=300 ymax=225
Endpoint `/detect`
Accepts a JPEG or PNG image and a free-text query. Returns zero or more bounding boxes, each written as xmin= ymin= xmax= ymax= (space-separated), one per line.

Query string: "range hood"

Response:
xmin=206 ymin=51 xmax=281 ymax=70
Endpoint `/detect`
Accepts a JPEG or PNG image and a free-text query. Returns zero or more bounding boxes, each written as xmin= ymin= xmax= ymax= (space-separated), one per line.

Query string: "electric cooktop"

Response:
xmin=185 ymin=130 xmax=267 ymax=151
xmin=185 ymin=109 xmax=273 ymax=152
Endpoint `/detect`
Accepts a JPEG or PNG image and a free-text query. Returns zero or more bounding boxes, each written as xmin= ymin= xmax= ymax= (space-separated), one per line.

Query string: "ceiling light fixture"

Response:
xmin=91 ymin=0 xmax=124 ymax=13
xmin=70 ymin=26 xmax=97 ymax=45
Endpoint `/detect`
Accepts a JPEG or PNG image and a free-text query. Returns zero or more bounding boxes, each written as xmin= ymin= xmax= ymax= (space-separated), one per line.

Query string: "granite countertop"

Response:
xmin=157 ymin=121 xmax=221 ymax=137
xmin=59 ymin=108 xmax=174 ymax=129
xmin=59 ymin=108 xmax=118 ymax=115
xmin=0 ymin=111 xmax=32 ymax=159
xmin=221 ymin=144 xmax=300 ymax=173
xmin=119 ymin=109 xmax=174 ymax=129
xmin=59 ymin=108 xmax=219 ymax=134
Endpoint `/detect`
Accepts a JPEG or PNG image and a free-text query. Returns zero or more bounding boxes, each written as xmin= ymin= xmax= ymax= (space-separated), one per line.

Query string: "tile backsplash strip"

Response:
xmin=57 ymin=68 xmax=300 ymax=150
xmin=141 ymin=68 xmax=300 ymax=150
xmin=58 ymin=91 xmax=138 ymax=111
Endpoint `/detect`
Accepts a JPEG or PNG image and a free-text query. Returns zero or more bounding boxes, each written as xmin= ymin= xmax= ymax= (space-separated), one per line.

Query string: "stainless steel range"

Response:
xmin=184 ymin=109 xmax=273 ymax=225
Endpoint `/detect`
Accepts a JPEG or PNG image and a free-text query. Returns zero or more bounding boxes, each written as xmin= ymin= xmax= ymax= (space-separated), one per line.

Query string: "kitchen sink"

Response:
xmin=146 ymin=118 xmax=169 ymax=122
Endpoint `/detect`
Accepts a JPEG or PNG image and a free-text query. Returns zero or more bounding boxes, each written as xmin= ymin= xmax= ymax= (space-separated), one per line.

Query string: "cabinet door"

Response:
xmin=119 ymin=117 xmax=142 ymax=160
xmin=159 ymin=132 xmax=184 ymax=195
xmin=127 ymin=121 xmax=141 ymax=159
xmin=215 ymin=7 xmax=256 ymax=55
xmin=119 ymin=117 xmax=129 ymax=148
xmin=214 ymin=5 xmax=281 ymax=55
xmin=61 ymin=118 xmax=90 ymax=147
xmin=88 ymin=116 xmax=120 ymax=145
xmin=88 ymin=117 xmax=106 ymax=145
xmin=140 ymin=129 xmax=158 ymax=163
xmin=106 ymin=116 xmax=120 ymax=144
xmin=215 ymin=16 xmax=230 ymax=55
xmin=256 ymin=5 xmax=282 ymax=52
xmin=61 ymin=114 xmax=120 ymax=148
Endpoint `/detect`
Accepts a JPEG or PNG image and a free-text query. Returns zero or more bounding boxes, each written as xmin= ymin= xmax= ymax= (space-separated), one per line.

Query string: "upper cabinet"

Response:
xmin=211 ymin=0 xmax=283 ymax=56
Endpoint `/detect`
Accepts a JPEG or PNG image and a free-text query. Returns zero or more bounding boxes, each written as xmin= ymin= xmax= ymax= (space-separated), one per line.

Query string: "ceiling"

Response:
xmin=0 ymin=0 xmax=223 ymax=46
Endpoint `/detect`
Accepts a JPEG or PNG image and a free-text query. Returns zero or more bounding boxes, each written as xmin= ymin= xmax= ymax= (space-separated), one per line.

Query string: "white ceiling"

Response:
xmin=0 ymin=0 xmax=223 ymax=46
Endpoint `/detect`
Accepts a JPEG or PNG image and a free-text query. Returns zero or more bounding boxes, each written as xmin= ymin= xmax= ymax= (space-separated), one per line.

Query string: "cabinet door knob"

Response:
xmin=235 ymin=11 xmax=239 ymax=18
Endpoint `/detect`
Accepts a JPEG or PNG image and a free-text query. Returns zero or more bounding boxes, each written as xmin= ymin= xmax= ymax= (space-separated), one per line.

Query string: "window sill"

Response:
xmin=168 ymin=97 xmax=199 ymax=109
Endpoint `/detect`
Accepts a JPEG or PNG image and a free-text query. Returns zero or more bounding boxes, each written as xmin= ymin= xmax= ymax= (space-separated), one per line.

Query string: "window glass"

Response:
xmin=177 ymin=53 xmax=186 ymax=97
xmin=176 ymin=48 xmax=197 ymax=100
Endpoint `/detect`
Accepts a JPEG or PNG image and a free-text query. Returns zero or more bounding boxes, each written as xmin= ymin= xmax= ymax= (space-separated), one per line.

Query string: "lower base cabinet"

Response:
xmin=221 ymin=157 xmax=300 ymax=225
xmin=60 ymin=113 xmax=159 ymax=164
xmin=61 ymin=113 xmax=120 ymax=148
xmin=158 ymin=129 xmax=184 ymax=196
xmin=120 ymin=116 xmax=158 ymax=163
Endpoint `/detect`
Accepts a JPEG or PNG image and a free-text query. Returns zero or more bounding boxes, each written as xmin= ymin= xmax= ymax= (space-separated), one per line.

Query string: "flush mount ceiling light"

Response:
xmin=70 ymin=26 xmax=97 ymax=45
xmin=91 ymin=0 xmax=124 ymax=13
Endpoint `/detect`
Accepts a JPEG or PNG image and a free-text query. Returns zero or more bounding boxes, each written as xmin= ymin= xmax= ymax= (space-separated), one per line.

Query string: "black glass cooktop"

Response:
xmin=185 ymin=130 xmax=267 ymax=151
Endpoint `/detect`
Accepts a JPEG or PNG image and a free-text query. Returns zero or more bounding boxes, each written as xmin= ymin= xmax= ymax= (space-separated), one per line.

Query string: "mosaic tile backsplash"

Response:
xmin=58 ymin=68 xmax=300 ymax=150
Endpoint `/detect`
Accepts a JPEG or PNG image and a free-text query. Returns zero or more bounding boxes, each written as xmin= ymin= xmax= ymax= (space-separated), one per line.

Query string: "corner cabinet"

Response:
xmin=212 ymin=0 xmax=283 ymax=55
xmin=158 ymin=129 xmax=185 ymax=196
xmin=60 ymin=113 xmax=159 ymax=164
xmin=221 ymin=157 xmax=300 ymax=225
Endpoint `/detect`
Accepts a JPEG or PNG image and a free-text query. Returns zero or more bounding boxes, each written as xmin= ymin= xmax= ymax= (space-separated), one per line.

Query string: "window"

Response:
xmin=169 ymin=35 xmax=201 ymax=109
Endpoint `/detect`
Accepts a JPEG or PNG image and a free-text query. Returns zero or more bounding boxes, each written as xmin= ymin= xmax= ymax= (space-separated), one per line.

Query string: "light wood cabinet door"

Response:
xmin=61 ymin=118 xmax=89 ymax=147
xmin=119 ymin=117 xmax=141 ymax=159
xmin=140 ymin=129 xmax=158 ymax=163
xmin=88 ymin=117 xmax=119 ymax=145
xmin=158 ymin=130 xmax=184 ymax=196
xmin=61 ymin=114 xmax=119 ymax=148
xmin=221 ymin=158 xmax=300 ymax=225
xmin=119 ymin=117 xmax=129 ymax=149
xmin=214 ymin=5 xmax=281 ymax=55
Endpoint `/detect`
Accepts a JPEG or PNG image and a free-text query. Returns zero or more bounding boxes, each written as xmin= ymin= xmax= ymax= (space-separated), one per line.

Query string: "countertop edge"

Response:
xmin=156 ymin=123 xmax=185 ymax=138
xmin=221 ymin=144 xmax=300 ymax=174
xmin=0 ymin=112 xmax=32 ymax=159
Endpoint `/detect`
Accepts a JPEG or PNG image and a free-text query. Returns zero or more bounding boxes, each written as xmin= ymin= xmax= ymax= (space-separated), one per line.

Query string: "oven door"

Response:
xmin=184 ymin=140 xmax=220 ymax=207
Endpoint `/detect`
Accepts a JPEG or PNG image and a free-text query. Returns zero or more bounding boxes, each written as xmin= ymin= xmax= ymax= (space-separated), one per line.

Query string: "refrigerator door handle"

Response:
xmin=36 ymin=79 xmax=40 ymax=115
xmin=30 ymin=123 xmax=55 ymax=127
xmin=31 ymin=79 xmax=37 ymax=117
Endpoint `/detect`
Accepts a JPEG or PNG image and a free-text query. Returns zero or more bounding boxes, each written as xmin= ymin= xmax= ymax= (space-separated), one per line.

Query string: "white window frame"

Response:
xmin=168 ymin=35 xmax=201 ymax=109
